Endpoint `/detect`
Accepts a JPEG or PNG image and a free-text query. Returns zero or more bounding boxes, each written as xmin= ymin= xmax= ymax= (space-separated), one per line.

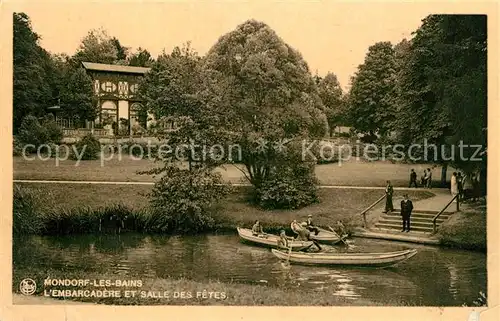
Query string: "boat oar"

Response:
xmin=328 ymin=226 xmax=349 ymax=247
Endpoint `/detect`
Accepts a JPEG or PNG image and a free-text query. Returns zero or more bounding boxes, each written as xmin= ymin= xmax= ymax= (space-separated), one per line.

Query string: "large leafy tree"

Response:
xmin=13 ymin=12 xmax=54 ymax=131
xmin=139 ymin=44 xmax=231 ymax=232
xmin=316 ymin=72 xmax=345 ymax=136
xmin=395 ymin=15 xmax=487 ymax=184
xmin=139 ymin=43 xmax=201 ymax=120
xmin=58 ymin=68 xmax=97 ymax=124
xmin=139 ymin=43 xmax=230 ymax=171
xmin=111 ymin=37 xmax=129 ymax=61
xmin=45 ymin=53 xmax=71 ymax=104
xmin=201 ymin=20 xmax=328 ymax=145
xmin=200 ymin=20 xmax=327 ymax=208
xmin=346 ymin=41 xmax=398 ymax=139
xmin=128 ymin=47 xmax=154 ymax=67
xmin=71 ymin=28 xmax=118 ymax=65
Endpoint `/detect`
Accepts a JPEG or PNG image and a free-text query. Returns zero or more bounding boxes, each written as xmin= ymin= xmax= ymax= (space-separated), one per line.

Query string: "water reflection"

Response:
xmin=447 ymin=263 xmax=459 ymax=300
xmin=12 ymin=234 xmax=486 ymax=306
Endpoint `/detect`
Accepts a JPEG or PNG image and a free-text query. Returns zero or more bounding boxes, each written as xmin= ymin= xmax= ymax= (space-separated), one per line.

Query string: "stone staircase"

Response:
xmin=374 ymin=209 xmax=452 ymax=234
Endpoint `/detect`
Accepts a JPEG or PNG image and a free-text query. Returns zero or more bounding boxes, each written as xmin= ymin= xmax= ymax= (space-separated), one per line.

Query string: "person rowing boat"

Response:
xmin=277 ymin=230 xmax=293 ymax=248
xmin=291 ymin=220 xmax=322 ymax=251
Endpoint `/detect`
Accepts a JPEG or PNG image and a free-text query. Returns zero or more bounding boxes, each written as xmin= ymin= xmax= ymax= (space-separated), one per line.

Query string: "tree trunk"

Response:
xmin=440 ymin=163 xmax=448 ymax=187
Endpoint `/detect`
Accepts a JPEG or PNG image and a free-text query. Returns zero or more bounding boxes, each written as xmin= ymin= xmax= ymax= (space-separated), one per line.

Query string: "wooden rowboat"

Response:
xmin=271 ymin=248 xmax=418 ymax=267
xmin=237 ymin=227 xmax=313 ymax=251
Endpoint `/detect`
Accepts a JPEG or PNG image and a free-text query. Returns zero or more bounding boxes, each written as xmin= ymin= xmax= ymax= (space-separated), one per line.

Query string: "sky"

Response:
xmin=11 ymin=1 xmax=438 ymax=90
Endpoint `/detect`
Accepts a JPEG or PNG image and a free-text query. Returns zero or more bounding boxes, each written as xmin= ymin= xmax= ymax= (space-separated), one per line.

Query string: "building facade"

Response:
xmin=82 ymin=62 xmax=153 ymax=135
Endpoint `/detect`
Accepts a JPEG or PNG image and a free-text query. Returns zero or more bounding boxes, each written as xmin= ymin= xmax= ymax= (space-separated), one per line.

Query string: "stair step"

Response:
xmin=371 ymin=228 xmax=433 ymax=236
xmin=378 ymin=218 xmax=436 ymax=228
xmin=379 ymin=216 xmax=446 ymax=224
xmin=392 ymin=209 xmax=446 ymax=215
xmin=374 ymin=223 xmax=434 ymax=233
xmin=384 ymin=212 xmax=450 ymax=219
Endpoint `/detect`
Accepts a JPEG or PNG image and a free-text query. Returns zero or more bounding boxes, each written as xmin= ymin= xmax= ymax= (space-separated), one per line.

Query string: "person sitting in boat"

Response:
xmin=291 ymin=220 xmax=308 ymax=240
xmin=334 ymin=220 xmax=346 ymax=236
xmin=277 ymin=230 xmax=291 ymax=248
xmin=252 ymin=220 xmax=264 ymax=236
xmin=306 ymin=214 xmax=320 ymax=235
xmin=293 ymin=221 xmax=322 ymax=251
xmin=290 ymin=220 xmax=302 ymax=237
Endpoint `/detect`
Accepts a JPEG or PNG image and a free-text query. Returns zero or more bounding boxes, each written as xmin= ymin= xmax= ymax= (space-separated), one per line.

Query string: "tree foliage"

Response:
xmin=13 ymin=15 xmax=114 ymax=130
xmin=316 ymin=72 xmax=345 ymax=136
xmin=138 ymin=43 xmax=232 ymax=231
xmin=201 ymin=20 xmax=327 ymax=193
xmin=254 ymin=144 xmax=319 ymax=209
xmin=58 ymin=68 xmax=97 ymax=123
xmin=346 ymin=42 xmax=397 ymax=138
xmin=128 ymin=47 xmax=154 ymax=67
xmin=138 ymin=43 xmax=201 ymax=120
xmin=16 ymin=115 xmax=63 ymax=153
xmin=394 ymin=15 xmax=487 ymax=175
xmin=71 ymin=134 xmax=101 ymax=160
xmin=148 ymin=166 xmax=230 ymax=234
xmin=72 ymin=28 xmax=119 ymax=65
xmin=111 ymin=37 xmax=129 ymax=61
xmin=13 ymin=13 xmax=54 ymax=131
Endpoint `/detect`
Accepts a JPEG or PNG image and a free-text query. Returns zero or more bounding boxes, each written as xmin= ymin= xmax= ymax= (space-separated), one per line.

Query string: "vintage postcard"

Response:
xmin=1 ymin=0 xmax=498 ymax=320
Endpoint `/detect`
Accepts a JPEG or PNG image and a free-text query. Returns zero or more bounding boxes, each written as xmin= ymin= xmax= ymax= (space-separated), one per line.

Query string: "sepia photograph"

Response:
xmin=2 ymin=1 xmax=497 ymax=319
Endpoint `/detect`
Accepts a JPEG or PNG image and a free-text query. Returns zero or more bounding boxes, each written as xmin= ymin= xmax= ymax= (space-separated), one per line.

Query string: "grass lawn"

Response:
xmin=437 ymin=202 xmax=487 ymax=252
xmin=14 ymin=182 xmax=433 ymax=233
xmin=13 ymin=156 xmax=454 ymax=187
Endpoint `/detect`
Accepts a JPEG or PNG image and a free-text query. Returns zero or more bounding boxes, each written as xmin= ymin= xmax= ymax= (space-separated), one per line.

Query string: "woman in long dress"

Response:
xmin=450 ymin=172 xmax=459 ymax=200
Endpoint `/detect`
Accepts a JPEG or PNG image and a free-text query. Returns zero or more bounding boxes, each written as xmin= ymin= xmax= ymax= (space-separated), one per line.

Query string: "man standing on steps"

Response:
xmin=400 ymin=194 xmax=414 ymax=232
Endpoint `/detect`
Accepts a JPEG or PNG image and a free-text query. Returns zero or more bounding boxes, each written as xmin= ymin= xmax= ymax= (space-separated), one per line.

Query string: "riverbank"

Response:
xmin=12 ymin=269 xmax=410 ymax=306
xmin=437 ymin=202 xmax=487 ymax=252
xmin=13 ymin=182 xmax=487 ymax=253
xmin=13 ymin=182 xmax=433 ymax=236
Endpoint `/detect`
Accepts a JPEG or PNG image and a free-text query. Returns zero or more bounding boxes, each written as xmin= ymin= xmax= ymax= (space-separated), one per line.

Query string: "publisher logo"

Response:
xmin=20 ymin=278 xmax=36 ymax=295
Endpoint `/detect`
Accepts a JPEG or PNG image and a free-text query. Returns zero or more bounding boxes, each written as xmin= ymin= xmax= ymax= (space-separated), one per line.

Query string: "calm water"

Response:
xmin=13 ymin=233 xmax=486 ymax=306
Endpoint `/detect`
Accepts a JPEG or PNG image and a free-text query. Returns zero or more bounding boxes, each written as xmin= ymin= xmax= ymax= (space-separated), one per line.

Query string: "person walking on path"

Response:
xmin=400 ymin=194 xmax=414 ymax=232
xmin=457 ymin=172 xmax=464 ymax=200
xmin=463 ymin=173 xmax=474 ymax=201
xmin=422 ymin=170 xmax=430 ymax=187
xmin=383 ymin=180 xmax=394 ymax=213
xmin=426 ymin=168 xmax=433 ymax=188
xmin=450 ymin=172 xmax=459 ymax=201
xmin=409 ymin=169 xmax=418 ymax=188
